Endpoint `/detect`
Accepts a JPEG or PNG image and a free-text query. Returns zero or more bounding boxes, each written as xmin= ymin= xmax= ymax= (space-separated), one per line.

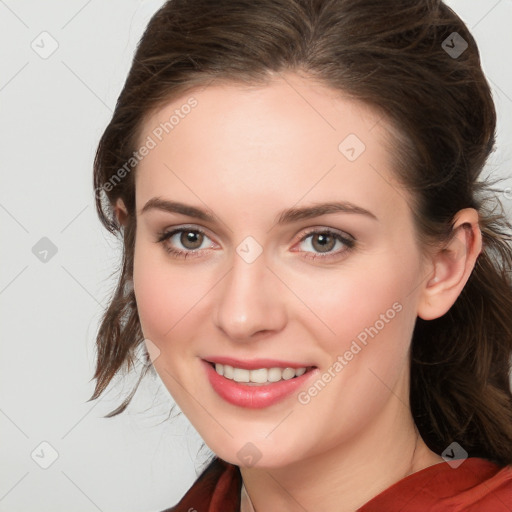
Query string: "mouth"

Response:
xmin=202 ymin=358 xmax=319 ymax=409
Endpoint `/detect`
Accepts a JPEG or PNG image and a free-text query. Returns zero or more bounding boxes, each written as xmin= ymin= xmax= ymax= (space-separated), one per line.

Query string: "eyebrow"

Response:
xmin=140 ymin=197 xmax=215 ymax=221
xmin=140 ymin=197 xmax=377 ymax=224
xmin=276 ymin=202 xmax=377 ymax=224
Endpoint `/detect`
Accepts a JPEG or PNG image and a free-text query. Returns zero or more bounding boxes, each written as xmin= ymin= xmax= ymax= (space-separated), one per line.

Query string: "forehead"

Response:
xmin=134 ymin=74 xmax=410 ymax=224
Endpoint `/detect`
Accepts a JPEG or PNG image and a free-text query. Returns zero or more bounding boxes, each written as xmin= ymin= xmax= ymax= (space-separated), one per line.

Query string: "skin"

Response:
xmin=115 ymin=72 xmax=482 ymax=512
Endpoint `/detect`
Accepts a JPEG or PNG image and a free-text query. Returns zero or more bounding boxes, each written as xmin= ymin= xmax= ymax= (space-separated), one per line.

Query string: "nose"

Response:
xmin=213 ymin=252 xmax=287 ymax=341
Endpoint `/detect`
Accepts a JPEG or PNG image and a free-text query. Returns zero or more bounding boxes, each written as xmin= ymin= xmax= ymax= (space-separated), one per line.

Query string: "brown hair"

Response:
xmin=91 ymin=0 xmax=512 ymax=465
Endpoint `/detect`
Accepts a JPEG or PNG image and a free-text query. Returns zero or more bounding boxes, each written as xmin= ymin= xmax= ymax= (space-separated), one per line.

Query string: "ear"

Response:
xmin=114 ymin=198 xmax=129 ymax=227
xmin=417 ymin=208 xmax=482 ymax=321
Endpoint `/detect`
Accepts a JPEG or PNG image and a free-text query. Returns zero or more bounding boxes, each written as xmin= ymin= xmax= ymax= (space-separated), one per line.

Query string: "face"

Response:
xmin=131 ymin=73 xmax=429 ymax=469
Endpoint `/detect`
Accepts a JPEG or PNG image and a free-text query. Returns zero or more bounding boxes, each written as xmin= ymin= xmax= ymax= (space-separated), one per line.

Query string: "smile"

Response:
xmin=202 ymin=359 xmax=318 ymax=408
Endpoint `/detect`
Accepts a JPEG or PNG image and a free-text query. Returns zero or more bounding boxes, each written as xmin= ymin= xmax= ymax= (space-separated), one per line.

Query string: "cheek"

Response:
xmin=132 ymin=239 xmax=210 ymax=345
xmin=287 ymin=249 xmax=421 ymax=363
xmin=287 ymin=256 xmax=420 ymax=434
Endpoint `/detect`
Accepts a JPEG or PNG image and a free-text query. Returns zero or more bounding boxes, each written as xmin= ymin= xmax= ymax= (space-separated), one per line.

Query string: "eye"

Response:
xmin=156 ymin=227 xmax=216 ymax=258
xmin=296 ymin=229 xmax=355 ymax=259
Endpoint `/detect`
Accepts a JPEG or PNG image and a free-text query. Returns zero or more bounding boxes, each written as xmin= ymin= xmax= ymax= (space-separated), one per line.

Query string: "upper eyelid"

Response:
xmin=159 ymin=224 xmax=353 ymax=238
xmin=160 ymin=225 xmax=213 ymax=238
xmin=299 ymin=226 xmax=354 ymax=239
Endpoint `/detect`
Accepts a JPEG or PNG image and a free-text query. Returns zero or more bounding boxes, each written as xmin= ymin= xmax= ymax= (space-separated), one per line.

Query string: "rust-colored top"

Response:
xmin=163 ymin=457 xmax=512 ymax=511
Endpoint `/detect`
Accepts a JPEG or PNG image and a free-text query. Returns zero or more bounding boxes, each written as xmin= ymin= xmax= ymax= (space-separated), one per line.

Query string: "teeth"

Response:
xmin=214 ymin=363 xmax=308 ymax=384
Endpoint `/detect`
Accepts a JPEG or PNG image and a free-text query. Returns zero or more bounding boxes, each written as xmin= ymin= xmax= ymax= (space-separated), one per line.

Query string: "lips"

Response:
xmin=201 ymin=359 xmax=319 ymax=409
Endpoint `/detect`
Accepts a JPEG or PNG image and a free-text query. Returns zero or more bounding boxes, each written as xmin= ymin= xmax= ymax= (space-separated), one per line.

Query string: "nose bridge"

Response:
xmin=213 ymin=249 xmax=286 ymax=339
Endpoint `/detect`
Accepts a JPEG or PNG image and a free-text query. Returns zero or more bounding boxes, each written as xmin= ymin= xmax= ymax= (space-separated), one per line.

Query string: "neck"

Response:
xmin=239 ymin=380 xmax=444 ymax=512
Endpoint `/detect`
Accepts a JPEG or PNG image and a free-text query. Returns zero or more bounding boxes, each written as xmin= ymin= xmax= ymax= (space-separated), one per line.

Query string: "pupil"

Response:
xmin=312 ymin=233 xmax=334 ymax=253
xmin=181 ymin=231 xmax=203 ymax=249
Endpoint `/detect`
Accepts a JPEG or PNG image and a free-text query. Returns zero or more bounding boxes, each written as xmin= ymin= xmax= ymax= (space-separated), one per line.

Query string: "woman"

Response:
xmin=91 ymin=0 xmax=512 ymax=510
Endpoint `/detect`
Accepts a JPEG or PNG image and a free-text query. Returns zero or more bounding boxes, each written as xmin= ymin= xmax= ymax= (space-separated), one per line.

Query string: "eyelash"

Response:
xmin=155 ymin=226 xmax=356 ymax=261
xmin=156 ymin=226 xmax=214 ymax=260
xmin=296 ymin=228 xmax=356 ymax=261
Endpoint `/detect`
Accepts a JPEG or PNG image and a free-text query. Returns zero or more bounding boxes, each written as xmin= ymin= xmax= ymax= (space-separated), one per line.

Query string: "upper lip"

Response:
xmin=203 ymin=356 xmax=315 ymax=370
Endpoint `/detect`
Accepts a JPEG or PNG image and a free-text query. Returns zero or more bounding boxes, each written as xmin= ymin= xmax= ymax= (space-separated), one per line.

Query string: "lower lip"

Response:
xmin=202 ymin=360 xmax=318 ymax=409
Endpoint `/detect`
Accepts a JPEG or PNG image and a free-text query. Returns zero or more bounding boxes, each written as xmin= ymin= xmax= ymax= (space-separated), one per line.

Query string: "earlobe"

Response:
xmin=114 ymin=198 xmax=129 ymax=227
xmin=417 ymin=208 xmax=482 ymax=321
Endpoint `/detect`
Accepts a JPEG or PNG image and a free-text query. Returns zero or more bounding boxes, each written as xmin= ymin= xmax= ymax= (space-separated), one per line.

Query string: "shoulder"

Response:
xmin=160 ymin=457 xmax=242 ymax=512
xmin=359 ymin=457 xmax=512 ymax=511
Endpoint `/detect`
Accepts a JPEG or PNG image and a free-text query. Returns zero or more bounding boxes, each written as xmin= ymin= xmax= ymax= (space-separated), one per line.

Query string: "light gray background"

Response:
xmin=1 ymin=1 xmax=511 ymax=511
